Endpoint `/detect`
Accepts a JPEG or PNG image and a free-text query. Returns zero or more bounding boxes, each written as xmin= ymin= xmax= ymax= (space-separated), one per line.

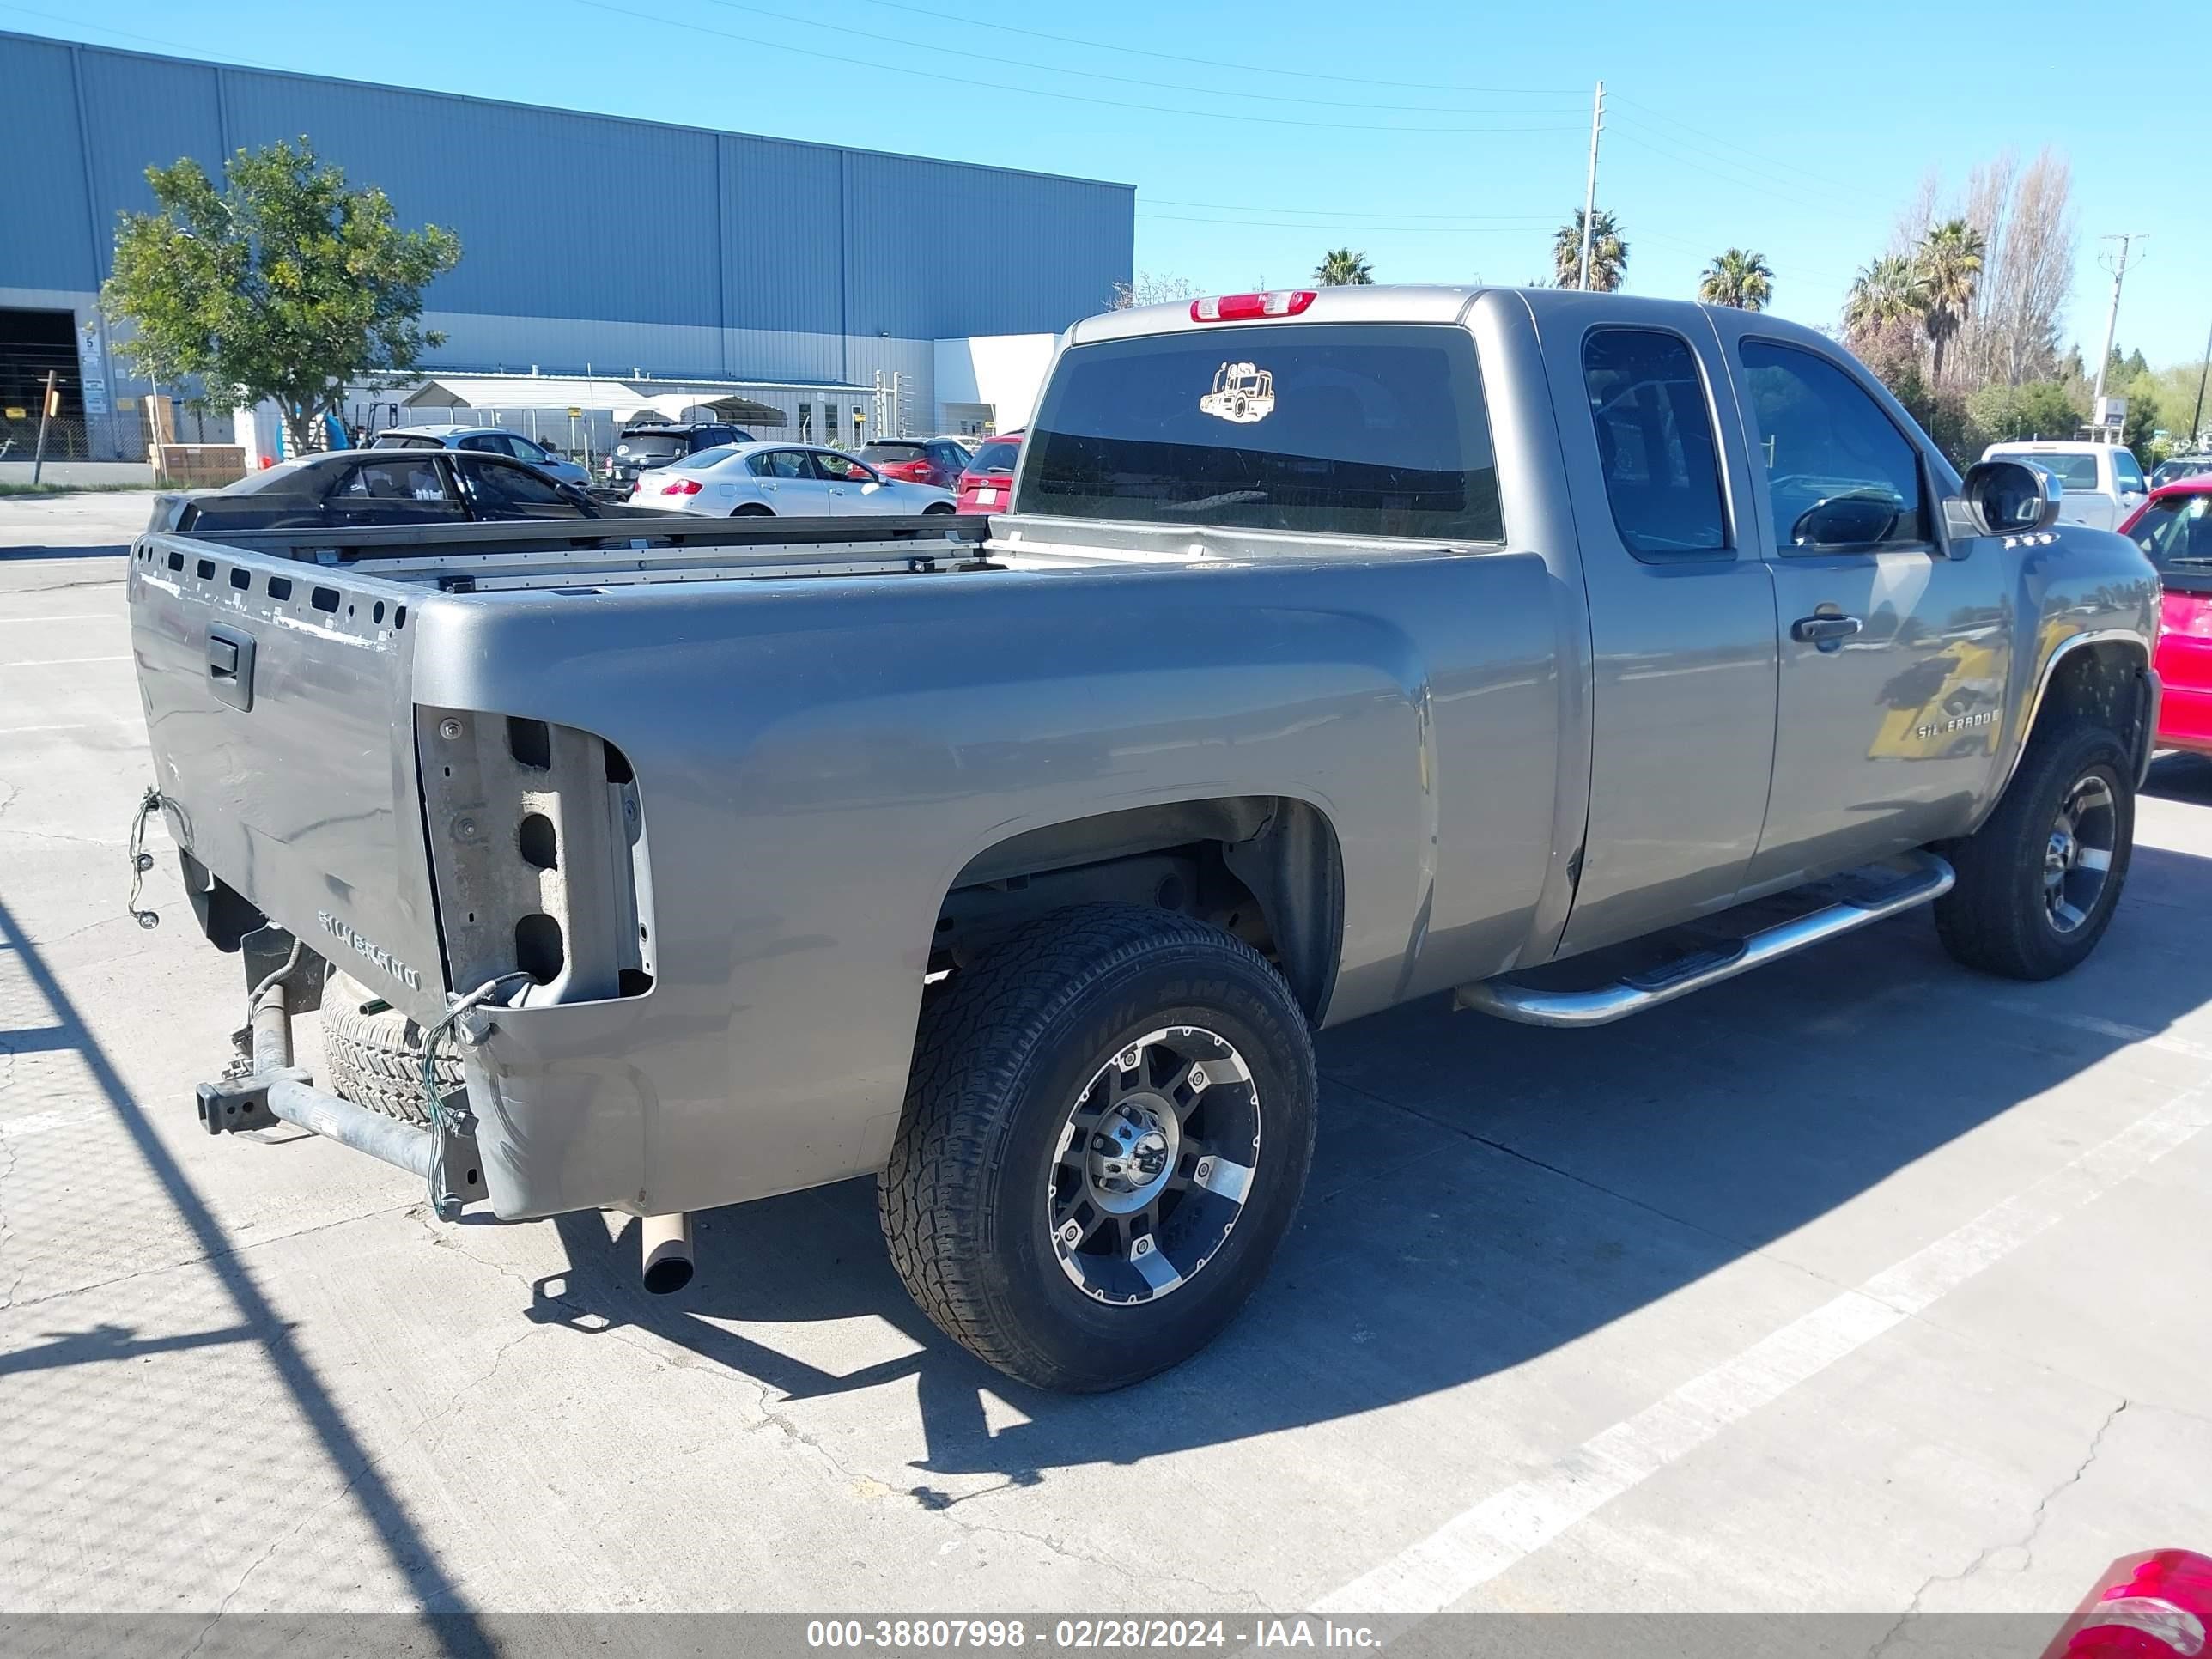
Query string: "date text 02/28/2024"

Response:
xmin=804 ymin=1620 xmax=1381 ymax=1650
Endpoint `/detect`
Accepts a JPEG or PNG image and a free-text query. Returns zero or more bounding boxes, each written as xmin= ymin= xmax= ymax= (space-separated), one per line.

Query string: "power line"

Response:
xmin=0 ymin=4 xmax=291 ymax=72
xmin=1609 ymin=95 xmax=1890 ymax=206
xmin=691 ymin=0 xmax=1584 ymax=116
xmin=1607 ymin=126 xmax=1853 ymax=217
xmin=568 ymin=0 xmax=1585 ymax=135
xmin=817 ymin=0 xmax=1586 ymax=96
xmin=1139 ymin=211 xmax=1551 ymax=235
xmin=1146 ymin=198 xmax=1554 ymax=224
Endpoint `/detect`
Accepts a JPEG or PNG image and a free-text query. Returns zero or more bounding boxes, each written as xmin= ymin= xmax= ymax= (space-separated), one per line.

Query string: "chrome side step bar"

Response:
xmin=1455 ymin=852 xmax=1956 ymax=1029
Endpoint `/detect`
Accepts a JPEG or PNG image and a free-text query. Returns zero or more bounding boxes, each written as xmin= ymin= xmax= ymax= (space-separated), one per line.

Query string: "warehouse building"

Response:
xmin=0 ymin=31 xmax=1133 ymax=463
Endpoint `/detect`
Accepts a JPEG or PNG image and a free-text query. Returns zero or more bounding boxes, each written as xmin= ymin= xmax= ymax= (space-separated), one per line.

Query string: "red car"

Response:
xmin=955 ymin=432 xmax=1023 ymax=515
xmin=854 ymin=438 xmax=972 ymax=490
xmin=2122 ymin=477 xmax=2212 ymax=755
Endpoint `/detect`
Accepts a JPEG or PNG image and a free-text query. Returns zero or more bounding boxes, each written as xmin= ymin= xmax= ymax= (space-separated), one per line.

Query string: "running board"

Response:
xmin=1455 ymin=852 xmax=1955 ymax=1029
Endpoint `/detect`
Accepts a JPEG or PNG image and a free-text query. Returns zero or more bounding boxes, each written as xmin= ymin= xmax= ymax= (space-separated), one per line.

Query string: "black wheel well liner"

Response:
xmin=939 ymin=796 xmax=1346 ymax=1024
xmin=2027 ymin=636 xmax=2155 ymax=782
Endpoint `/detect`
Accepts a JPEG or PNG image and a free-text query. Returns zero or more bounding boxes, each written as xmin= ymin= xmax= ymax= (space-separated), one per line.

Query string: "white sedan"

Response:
xmin=630 ymin=441 xmax=956 ymax=518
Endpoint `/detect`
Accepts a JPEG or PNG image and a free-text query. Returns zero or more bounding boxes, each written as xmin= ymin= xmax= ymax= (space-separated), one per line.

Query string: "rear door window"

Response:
xmin=1022 ymin=323 xmax=1502 ymax=541
xmin=1582 ymin=329 xmax=1729 ymax=559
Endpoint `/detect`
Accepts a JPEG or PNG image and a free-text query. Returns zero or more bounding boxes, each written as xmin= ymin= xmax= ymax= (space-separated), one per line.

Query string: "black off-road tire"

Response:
xmin=879 ymin=902 xmax=1317 ymax=1392
xmin=1935 ymin=721 xmax=2134 ymax=981
xmin=319 ymin=969 xmax=456 ymax=1127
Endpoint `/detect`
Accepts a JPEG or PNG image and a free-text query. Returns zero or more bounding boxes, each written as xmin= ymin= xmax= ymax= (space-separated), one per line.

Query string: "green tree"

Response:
xmin=1553 ymin=210 xmax=1627 ymax=292
xmin=100 ymin=137 xmax=461 ymax=454
xmin=1843 ymin=255 xmax=1926 ymax=342
xmin=1916 ymin=217 xmax=1985 ymax=386
xmin=1967 ymin=379 xmax=2085 ymax=442
xmin=1698 ymin=248 xmax=1773 ymax=310
xmin=1312 ymin=248 xmax=1375 ymax=286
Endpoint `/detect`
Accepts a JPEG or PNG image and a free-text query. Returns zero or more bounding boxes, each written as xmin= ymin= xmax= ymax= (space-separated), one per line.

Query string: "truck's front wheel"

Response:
xmin=880 ymin=903 xmax=1316 ymax=1391
xmin=1935 ymin=720 xmax=2134 ymax=980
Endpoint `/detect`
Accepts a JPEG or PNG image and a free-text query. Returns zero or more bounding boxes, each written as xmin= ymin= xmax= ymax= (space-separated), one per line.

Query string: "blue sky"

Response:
xmin=12 ymin=0 xmax=2206 ymax=370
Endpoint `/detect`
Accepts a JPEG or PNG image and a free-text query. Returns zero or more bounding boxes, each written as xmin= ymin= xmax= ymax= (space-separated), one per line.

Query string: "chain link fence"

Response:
xmin=0 ymin=404 xmax=234 ymax=465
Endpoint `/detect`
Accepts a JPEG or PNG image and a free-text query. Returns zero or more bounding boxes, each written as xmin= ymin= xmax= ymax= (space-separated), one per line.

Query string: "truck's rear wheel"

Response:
xmin=320 ymin=970 xmax=455 ymax=1127
xmin=1935 ymin=721 xmax=2133 ymax=980
xmin=880 ymin=902 xmax=1316 ymax=1391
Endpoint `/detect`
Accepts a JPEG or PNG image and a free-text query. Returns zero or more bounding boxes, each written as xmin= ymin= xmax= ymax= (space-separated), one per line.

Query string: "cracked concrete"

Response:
xmin=4 ymin=502 xmax=2212 ymax=1619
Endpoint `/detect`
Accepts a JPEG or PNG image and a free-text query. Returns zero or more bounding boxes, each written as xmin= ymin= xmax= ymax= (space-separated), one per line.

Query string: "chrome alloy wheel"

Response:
xmin=2044 ymin=772 xmax=2118 ymax=935
xmin=1048 ymin=1026 xmax=1261 ymax=1305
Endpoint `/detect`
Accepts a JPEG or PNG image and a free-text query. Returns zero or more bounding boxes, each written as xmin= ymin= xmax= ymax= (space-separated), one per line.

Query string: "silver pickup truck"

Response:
xmin=131 ymin=287 xmax=2160 ymax=1392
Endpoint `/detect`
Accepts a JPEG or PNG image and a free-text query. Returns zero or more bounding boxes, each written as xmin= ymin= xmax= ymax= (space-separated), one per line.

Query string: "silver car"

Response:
xmin=369 ymin=423 xmax=592 ymax=489
xmin=631 ymin=441 xmax=955 ymax=516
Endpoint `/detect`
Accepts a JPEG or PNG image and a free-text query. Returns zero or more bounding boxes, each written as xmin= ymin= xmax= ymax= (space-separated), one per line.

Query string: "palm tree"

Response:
xmin=1553 ymin=210 xmax=1626 ymax=291
xmin=1698 ymin=248 xmax=1774 ymax=311
xmin=1916 ymin=217 xmax=1986 ymax=386
xmin=1313 ymin=247 xmax=1375 ymax=286
xmin=1843 ymin=254 xmax=1926 ymax=338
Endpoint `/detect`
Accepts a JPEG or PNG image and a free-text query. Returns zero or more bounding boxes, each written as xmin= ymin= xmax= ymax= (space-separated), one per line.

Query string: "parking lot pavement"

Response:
xmin=3 ymin=511 xmax=2209 ymax=1621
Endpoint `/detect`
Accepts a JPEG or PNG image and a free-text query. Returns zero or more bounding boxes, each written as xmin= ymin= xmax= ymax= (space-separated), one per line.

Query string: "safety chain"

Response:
xmin=126 ymin=786 xmax=165 ymax=929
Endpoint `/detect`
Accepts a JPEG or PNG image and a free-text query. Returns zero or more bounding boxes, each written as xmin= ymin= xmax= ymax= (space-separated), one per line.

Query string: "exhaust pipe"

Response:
xmin=641 ymin=1212 xmax=694 ymax=1295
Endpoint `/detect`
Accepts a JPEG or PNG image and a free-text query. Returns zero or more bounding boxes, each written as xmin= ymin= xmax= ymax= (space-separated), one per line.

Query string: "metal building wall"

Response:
xmin=2 ymin=30 xmax=1133 ymax=374
xmin=0 ymin=35 xmax=100 ymax=291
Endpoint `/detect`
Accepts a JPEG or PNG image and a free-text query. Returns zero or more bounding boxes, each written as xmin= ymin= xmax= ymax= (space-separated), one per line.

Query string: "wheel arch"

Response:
xmin=933 ymin=795 xmax=1346 ymax=1026
xmin=2002 ymin=630 xmax=2157 ymax=799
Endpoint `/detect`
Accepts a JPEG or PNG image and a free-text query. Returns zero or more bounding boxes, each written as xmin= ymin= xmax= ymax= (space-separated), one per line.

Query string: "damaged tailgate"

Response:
xmin=128 ymin=532 xmax=447 ymax=1006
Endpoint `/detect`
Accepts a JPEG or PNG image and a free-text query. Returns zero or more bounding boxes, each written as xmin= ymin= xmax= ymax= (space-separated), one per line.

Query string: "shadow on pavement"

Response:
xmin=523 ymin=840 xmax=2212 ymax=1495
xmin=0 ymin=897 xmax=495 ymax=1652
xmin=0 ymin=545 xmax=130 ymax=562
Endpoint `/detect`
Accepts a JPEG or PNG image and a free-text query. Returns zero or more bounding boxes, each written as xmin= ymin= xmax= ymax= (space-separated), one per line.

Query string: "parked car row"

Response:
xmin=155 ymin=447 xmax=650 ymax=534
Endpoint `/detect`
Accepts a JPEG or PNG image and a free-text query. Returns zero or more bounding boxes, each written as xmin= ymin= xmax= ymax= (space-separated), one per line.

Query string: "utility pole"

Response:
xmin=30 ymin=369 xmax=58 ymax=487
xmin=2089 ymin=233 xmax=2148 ymax=438
xmin=2191 ymin=312 xmax=2212 ymax=451
xmin=1576 ymin=81 xmax=1605 ymax=291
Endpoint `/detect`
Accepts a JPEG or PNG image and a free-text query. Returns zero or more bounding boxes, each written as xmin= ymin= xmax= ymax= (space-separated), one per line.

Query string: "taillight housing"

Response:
xmin=659 ymin=479 xmax=702 ymax=495
xmin=1191 ymin=289 xmax=1316 ymax=322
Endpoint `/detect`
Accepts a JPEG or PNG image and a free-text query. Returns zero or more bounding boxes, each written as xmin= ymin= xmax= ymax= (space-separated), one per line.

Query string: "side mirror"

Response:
xmin=1790 ymin=491 xmax=1900 ymax=548
xmin=1954 ymin=459 xmax=2062 ymax=537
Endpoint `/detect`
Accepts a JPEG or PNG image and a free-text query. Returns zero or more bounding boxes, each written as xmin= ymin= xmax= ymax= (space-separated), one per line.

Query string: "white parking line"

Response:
xmin=0 ymin=614 xmax=114 ymax=624
xmin=1990 ymin=1000 xmax=2212 ymax=1064
xmin=1310 ymin=1081 xmax=2212 ymax=1617
xmin=0 ymin=655 xmax=131 ymax=668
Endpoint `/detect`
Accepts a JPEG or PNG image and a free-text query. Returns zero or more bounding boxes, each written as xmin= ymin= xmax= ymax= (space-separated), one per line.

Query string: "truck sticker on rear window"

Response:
xmin=1200 ymin=362 xmax=1275 ymax=424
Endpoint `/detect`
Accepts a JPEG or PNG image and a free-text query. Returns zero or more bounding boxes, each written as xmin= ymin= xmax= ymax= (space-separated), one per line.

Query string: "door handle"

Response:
xmin=1790 ymin=613 xmax=1863 ymax=647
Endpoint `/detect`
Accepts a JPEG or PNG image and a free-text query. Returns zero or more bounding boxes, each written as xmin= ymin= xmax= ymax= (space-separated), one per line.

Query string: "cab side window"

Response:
xmin=1582 ymin=328 xmax=1729 ymax=559
xmin=1738 ymin=340 xmax=1929 ymax=550
xmin=455 ymin=454 xmax=577 ymax=519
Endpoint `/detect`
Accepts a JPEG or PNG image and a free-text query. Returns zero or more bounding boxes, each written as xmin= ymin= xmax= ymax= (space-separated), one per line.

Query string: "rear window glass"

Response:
xmin=1021 ymin=324 xmax=1502 ymax=541
xmin=2009 ymin=452 xmax=2100 ymax=490
xmin=970 ymin=441 xmax=1020 ymax=474
xmin=859 ymin=443 xmax=923 ymax=461
xmin=617 ymin=433 xmax=686 ymax=460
